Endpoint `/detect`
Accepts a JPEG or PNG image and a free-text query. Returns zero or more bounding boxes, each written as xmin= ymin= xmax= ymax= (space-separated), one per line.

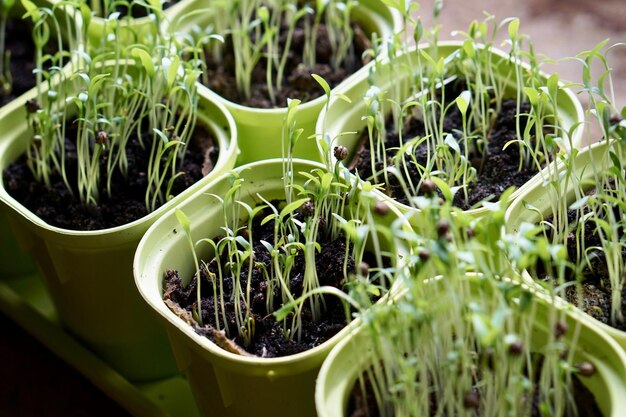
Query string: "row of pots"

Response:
xmin=0 ymin=2 xmax=625 ymax=417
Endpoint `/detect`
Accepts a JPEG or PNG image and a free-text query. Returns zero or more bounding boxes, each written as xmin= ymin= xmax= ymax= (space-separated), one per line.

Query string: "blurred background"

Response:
xmin=1 ymin=0 xmax=625 ymax=416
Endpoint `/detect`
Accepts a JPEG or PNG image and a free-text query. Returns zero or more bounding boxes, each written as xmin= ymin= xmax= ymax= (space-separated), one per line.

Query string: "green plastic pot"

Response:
xmin=0 ymin=93 xmax=39 ymax=278
xmin=46 ymin=0 xmax=192 ymax=49
xmin=316 ymin=41 xmax=585 ymax=220
xmin=0 ymin=2 xmax=78 ymax=277
xmin=168 ymin=0 xmax=402 ymax=165
xmin=134 ymin=159 xmax=407 ymax=417
xmin=0 ymin=78 xmax=238 ymax=381
xmin=505 ymin=140 xmax=626 ymax=351
xmin=316 ymin=274 xmax=626 ymax=417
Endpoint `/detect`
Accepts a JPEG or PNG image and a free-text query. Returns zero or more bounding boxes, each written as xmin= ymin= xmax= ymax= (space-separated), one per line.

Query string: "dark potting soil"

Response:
xmin=347 ymin=359 xmax=602 ymax=417
xmin=203 ymin=18 xmax=372 ymax=108
xmin=0 ymin=18 xmax=57 ymax=108
xmin=2 ymin=123 xmax=218 ymax=230
xmin=163 ymin=208 xmax=366 ymax=358
xmin=351 ymin=82 xmax=539 ymax=210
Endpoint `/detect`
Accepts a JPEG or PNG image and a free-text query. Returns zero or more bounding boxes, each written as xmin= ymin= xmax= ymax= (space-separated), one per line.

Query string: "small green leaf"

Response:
xmin=132 ymin=47 xmax=155 ymax=77
xmin=455 ymin=90 xmax=471 ymax=115
xmin=312 ymin=74 xmax=330 ymax=98
xmin=153 ymin=128 xmax=170 ymax=144
xmin=88 ymin=73 xmax=110 ymax=98
xmin=547 ymin=73 xmax=559 ymax=97
xmin=523 ymin=87 xmax=539 ymax=106
xmin=444 ymin=134 xmax=460 ymax=153
xmin=166 ymin=56 xmax=180 ymax=89
xmin=508 ymin=18 xmax=520 ymax=40
xmin=175 ymin=208 xmax=191 ymax=234
xmin=279 ymin=198 xmax=309 ymax=221
xmin=257 ymin=6 xmax=269 ymax=22
xmin=274 ymin=302 xmax=295 ymax=322
xmin=430 ymin=176 xmax=452 ymax=202
xmin=20 ymin=0 xmax=39 ymax=20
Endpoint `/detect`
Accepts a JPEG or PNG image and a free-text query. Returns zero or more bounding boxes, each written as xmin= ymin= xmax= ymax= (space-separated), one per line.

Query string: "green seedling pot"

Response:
xmin=0 ymin=91 xmax=40 ymax=278
xmin=168 ymin=0 xmax=402 ymax=166
xmin=0 ymin=2 xmax=78 ymax=277
xmin=0 ymin=77 xmax=238 ymax=380
xmin=47 ymin=0 xmax=191 ymax=49
xmin=505 ymin=140 xmax=626 ymax=351
xmin=316 ymin=41 xmax=585 ymax=222
xmin=134 ymin=158 xmax=406 ymax=417
xmin=316 ymin=274 xmax=626 ymax=417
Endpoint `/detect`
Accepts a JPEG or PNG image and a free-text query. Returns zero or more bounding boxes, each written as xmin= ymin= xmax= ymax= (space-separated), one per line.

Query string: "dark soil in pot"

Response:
xmin=2 ymin=122 xmax=218 ymax=230
xmin=202 ymin=16 xmax=372 ymax=108
xmin=0 ymin=18 xmax=57 ymax=108
xmin=163 ymin=207 xmax=380 ymax=357
xmin=347 ymin=357 xmax=602 ymax=417
xmin=350 ymin=80 xmax=542 ymax=210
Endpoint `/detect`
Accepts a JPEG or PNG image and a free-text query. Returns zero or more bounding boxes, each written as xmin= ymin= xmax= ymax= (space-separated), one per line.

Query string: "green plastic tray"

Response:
xmin=0 ymin=273 xmax=201 ymax=417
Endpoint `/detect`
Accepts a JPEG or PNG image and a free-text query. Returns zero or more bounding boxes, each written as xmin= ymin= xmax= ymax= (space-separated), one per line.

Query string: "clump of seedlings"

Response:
xmin=164 ymin=106 xmax=398 ymax=356
xmin=348 ymin=192 xmax=600 ymax=417
xmin=178 ymin=0 xmax=372 ymax=107
xmin=510 ymin=41 xmax=626 ymax=330
xmin=333 ymin=11 xmax=573 ymax=209
xmin=2 ymin=1 xmax=209 ymax=229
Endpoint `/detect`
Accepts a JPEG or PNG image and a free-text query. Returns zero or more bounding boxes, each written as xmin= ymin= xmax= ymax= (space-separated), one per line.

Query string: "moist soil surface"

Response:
xmin=348 ymin=360 xmax=602 ymax=417
xmin=163 ymin=209 xmax=365 ymax=357
xmin=0 ymin=18 xmax=57 ymax=108
xmin=3 ymin=123 xmax=218 ymax=230
xmin=351 ymin=80 xmax=539 ymax=210
xmin=203 ymin=17 xmax=372 ymax=108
